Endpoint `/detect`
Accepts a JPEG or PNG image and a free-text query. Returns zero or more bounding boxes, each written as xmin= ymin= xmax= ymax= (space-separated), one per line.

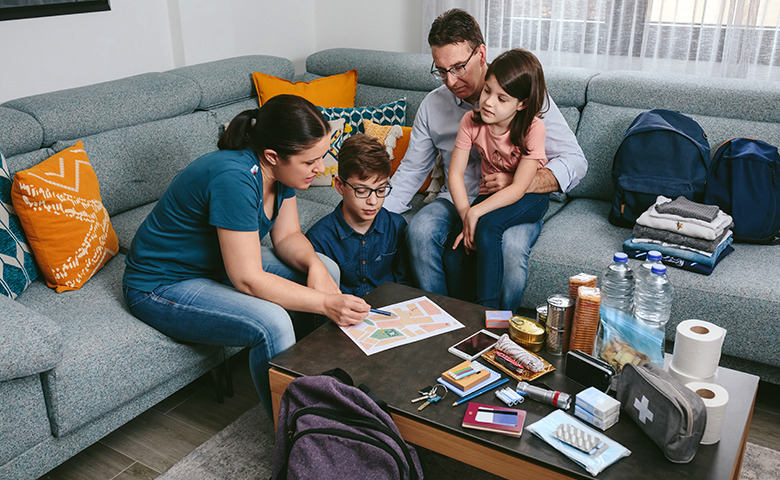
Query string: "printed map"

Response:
xmin=341 ymin=296 xmax=464 ymax=355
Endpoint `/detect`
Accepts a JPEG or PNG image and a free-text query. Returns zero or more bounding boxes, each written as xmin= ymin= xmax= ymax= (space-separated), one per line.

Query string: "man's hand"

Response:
xmin=483 ymin=168 xmax=561 ymax=195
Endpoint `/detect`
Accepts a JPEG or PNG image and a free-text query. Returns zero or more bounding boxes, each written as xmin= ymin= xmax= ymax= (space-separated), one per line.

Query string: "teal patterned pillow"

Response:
xmin=0 ymin=149 xmax=37 ymax=298
xmin=318 ymin=98 xmax=406 ymax=138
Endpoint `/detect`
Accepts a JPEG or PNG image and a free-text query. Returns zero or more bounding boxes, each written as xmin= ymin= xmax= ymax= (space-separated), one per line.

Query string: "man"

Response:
xmin=383 ymin=8 xmax=587 ymax=310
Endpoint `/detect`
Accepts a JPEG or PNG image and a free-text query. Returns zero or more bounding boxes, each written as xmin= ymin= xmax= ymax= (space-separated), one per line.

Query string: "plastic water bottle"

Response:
xmin=635 ymin=250 xmax=663 ymax=287
xmin=601 ymin=252 xmax=635 ymax=315
xmin=635 ymin=264 xmax=673 ymax=329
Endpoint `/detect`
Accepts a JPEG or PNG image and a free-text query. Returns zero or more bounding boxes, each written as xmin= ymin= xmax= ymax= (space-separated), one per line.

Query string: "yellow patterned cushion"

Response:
xmin=310 ymin=118 xmax=348 ymax=187
xmin=362 ymin=119 xmax=432 ymax=193
xmin=12 ymin=142 xmax=118 ymax=292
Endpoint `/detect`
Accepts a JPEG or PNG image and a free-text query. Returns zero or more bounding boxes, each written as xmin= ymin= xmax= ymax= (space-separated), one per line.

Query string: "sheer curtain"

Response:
xmin=422 ymin=0 xmax=780 ymax=81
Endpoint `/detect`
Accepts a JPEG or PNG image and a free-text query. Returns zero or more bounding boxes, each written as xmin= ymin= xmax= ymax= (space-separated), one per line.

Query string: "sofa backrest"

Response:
xmin=570 ymin=70 xmax=780 ymax=201
xmin=0 ymin=55 xmax=295 ymax=217
xmin=304 ymin=48 xmax=595 ymax=134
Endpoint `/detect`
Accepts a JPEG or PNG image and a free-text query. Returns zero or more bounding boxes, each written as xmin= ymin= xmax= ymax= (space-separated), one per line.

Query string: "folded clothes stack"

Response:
xmin=623 ymin=196 xmax=735 ymax=275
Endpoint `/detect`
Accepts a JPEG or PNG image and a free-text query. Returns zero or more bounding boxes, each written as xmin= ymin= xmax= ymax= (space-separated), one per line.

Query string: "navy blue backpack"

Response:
xmin=704 ymin=138 xmax=780 ymax=244
xmin=609 ymin=109 xmax=711 ymax=228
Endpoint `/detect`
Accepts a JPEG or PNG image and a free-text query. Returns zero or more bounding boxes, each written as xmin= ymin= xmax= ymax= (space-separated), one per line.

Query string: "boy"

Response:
xmin=306 ymin=134 xmax=410 ymax=297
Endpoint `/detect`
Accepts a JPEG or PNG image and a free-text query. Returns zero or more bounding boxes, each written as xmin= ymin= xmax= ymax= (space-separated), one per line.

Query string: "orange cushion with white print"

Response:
xmin=11 ymin=142 xmax=118 ymax=292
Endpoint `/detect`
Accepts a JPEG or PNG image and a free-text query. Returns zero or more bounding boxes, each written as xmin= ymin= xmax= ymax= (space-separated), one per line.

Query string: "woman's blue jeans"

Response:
xmin=122 ymin=248 xmax=339 ymax=418
xmin=472 ymin=193 xmax=549 ymax=308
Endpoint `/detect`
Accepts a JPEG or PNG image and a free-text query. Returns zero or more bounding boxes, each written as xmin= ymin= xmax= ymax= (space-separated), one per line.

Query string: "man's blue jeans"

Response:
xmin=122 ymin=248 xmax=339 ymax=418
xmin=407 ymin=198 xmax=544 ymax=311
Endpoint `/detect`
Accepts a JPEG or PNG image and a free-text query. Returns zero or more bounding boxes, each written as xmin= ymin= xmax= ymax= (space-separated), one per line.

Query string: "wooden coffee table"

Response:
xmin=269 ymin=282 xmax=758 ymax=480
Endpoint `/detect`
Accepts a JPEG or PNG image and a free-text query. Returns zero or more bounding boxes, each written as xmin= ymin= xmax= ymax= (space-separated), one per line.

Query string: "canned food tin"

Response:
xmin=509 ymin=316 xmax=546 ymax=351
xmin=547 ymin=294 xmax=574 ymax=330
xmin=536 ymin=304 xmax=548 ymax=327
xmin=546 ymin=326 xmax=570 ymax=356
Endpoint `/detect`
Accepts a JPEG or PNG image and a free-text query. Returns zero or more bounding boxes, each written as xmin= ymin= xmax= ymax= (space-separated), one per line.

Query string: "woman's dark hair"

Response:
xmin=337 ymin=134 xmax=391 ymax=181
xmin=472 ymin=48 xmax=549 ymax=156
xmin=218 ymin=94 xmax=330 ymax=161
xmin=428 ymin=8 xmax=485 ymax=50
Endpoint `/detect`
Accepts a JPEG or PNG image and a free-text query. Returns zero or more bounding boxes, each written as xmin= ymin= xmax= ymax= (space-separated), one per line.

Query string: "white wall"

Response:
xmin=0 ymin=0 xmax=422 ymax=104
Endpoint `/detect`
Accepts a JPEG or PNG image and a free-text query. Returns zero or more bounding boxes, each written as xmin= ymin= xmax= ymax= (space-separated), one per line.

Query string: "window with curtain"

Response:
xmin=424 ymin=0 xmax=780 ymax=81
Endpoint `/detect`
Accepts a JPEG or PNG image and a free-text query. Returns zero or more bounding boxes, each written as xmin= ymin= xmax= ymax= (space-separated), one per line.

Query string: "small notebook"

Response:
xmin=461 ymin=402 xmax=526 ymax=437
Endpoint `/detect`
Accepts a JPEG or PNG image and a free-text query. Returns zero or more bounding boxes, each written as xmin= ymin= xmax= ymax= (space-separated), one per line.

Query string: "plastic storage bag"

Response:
xmin=595 ymin=306 xmax=665 ymax=374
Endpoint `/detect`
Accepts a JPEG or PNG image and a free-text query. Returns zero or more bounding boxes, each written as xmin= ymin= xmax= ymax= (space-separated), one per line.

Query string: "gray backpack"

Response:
xmin=272 ymin=368 xmax=423 ymax=480
xmin=616 ymin=362 xmax=707 ymax=463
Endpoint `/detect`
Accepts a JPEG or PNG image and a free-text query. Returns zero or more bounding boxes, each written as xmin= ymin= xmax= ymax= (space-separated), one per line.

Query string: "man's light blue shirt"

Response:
xmin=384 ymin=84 xmax=587 ymax=214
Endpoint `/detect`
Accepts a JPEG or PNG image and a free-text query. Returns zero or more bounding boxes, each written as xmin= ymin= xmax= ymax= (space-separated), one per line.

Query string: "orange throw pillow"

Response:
xmin=12 ymin=142 xmax=118 ymax=292
xmin=252 ymin=70 xmax=357 ymax=108
xmin=362 ymin=120 xmax=432 ymax=193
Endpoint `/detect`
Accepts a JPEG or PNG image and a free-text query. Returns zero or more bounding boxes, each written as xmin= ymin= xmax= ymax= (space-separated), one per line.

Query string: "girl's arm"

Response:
xmin=448 ymin=146 xmax=472 ymax=219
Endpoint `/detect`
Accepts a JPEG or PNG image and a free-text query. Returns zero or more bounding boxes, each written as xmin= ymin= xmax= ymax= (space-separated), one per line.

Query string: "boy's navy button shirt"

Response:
xmin=306 ymin=201 xmax=409 ymax=298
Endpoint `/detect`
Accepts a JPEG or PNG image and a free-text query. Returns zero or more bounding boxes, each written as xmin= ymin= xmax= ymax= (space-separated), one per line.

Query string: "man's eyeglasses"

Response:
xmin=339 ymin=177 xmax=393 ymax=198
xmin=430 ymin=46 xmax=479 ymax=81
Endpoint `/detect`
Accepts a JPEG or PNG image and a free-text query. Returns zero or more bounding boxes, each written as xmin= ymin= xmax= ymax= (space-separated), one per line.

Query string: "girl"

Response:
xmin=122 ymin=95 xmax=370 ymax=417
xmin=449 ymin=49 xmax=551 ymax=308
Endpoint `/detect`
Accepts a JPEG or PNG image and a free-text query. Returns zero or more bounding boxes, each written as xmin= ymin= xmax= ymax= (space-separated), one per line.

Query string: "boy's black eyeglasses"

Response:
xmin=339 ymin=177 xmax=393 ymax=198
xmin=430 ymin=46 xmax=479 ymax=81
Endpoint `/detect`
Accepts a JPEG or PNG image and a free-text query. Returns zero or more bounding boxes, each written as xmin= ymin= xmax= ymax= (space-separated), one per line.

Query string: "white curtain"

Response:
xmin=423 ymin=0 xmax=780 ymax=81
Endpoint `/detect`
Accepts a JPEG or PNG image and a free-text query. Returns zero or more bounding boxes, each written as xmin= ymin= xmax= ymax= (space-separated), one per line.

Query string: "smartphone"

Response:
xmin=448 ymin=329 xmax=500 ymax=361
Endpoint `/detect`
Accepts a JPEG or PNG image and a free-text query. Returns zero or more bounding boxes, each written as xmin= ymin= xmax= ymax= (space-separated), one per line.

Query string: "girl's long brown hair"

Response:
xmin=472 ymin=49 xmax=549 ymax=156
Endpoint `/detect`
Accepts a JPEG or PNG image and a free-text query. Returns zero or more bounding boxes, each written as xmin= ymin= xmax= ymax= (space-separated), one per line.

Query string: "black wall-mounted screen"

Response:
xmin=0 ymin=0 xmax=110 ymax=22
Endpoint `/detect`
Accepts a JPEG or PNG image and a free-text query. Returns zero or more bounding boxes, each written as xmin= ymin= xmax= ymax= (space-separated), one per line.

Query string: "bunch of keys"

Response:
xmin=411 ymin=384 xmax=448 ymax=411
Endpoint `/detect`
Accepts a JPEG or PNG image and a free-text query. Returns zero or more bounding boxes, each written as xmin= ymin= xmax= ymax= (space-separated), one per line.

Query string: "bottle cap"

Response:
xmin=613 ymin=252 xmax=628 ymax=263
xmin=648 ymin=250 xmax=662 ymax=261
xmin=651 ymin=264 xmax=667 ymax=275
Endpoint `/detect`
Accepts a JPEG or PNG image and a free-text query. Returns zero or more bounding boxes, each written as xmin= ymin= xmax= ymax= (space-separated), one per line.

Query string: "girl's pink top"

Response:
xmin=455 ymin=113 xmax=547 ymax=194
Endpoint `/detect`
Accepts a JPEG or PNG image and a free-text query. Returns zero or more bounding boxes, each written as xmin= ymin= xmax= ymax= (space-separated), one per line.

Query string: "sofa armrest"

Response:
xmin=0 ymin=295 xmax=62 ymax=381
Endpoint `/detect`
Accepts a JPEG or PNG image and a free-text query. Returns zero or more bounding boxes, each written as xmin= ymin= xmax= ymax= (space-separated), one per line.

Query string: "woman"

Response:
xmin=122 ymin=95 xmax=370 ymax=417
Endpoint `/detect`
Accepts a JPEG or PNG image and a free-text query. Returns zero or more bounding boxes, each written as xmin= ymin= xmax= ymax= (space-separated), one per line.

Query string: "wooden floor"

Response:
xmin=39 ymin=350 xmax=780 ymax=480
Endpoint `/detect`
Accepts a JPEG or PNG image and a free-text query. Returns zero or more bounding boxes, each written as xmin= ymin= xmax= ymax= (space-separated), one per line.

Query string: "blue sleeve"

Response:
xmin=208 ymin=171 xmax=260 ymax=231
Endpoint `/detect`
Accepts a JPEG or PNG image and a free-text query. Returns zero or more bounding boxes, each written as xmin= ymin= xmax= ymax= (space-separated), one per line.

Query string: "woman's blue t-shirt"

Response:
xmin=123 ymin=148 xmax=295 ymax=292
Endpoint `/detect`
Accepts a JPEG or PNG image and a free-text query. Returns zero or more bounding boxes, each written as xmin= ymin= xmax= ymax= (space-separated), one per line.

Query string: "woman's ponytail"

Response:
xmin=218 ymin=96 xmax=330 ymax=162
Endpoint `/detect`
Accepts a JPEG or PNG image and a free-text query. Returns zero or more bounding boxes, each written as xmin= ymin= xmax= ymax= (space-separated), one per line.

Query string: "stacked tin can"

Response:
xmin=546 ymin=294 xmax=574 ymax=355
xmin=508 ymin=316 xmax=546 ymax=352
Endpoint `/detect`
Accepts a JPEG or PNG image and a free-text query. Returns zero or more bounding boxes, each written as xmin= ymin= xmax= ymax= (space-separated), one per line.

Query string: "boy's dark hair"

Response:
xmin=428 ymin=8 xmax=485 ymax=50
xmin=472 ymin=48 xmax=549 ymax=156
xmin=218 ymin=94 xmax=330 ymax=161
xmin=337 ymin=134 xmax=391 ymax=181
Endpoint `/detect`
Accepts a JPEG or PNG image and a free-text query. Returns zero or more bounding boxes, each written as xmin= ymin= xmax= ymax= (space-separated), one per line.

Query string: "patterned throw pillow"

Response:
xmin=318 ymin=98 xmax=406 ymax=139
xmin=12 ymin=142 xmax=118 ymax=292
xmin=252 ymin=70 xmax=357 ymax=108
xmin=362 ymin=119 xmax=433 ymax=194
xmin=0 ymin=149 xmax=38 ymax=298
xmin=310 ymin=118 xmax=347 ymax=187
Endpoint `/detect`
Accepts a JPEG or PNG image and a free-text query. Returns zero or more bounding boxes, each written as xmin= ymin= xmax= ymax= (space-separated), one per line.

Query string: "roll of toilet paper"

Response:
xmin=670 ymin=319 xmax=726 ymax=379
xmin=686 ymin=382 xmax=729 ymax=445
xmin=668 ymin=362 xmax=716 ymax=385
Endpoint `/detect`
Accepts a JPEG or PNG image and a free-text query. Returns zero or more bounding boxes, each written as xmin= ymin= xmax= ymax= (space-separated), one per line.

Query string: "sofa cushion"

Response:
xmin=208 ymin=98 xmax=259 ymax=127
xmin=12 ymin=142 xmax=118 ymax=293
xmin=318 ymin=98 xmax=406 ymax=139
xmin=523 ymin=198 xmax=780 ymax=368
xmin=16 ymin=254 xmax=225 ymax=437
xmin=311 ymin=119 xmax=346 ymax=187
xmin=0 ymin=294 xmax=61 ymax=381
xmin=3 ymin=73 xmax=201 ymax=147
xmin=0 ymin=107 xmax=43 ymax=157
xmin=1 ymin=149 xmax=38 ymax=299
xmin=0 ymin=375 xmax=51 ymax=466
xmin=168 ymin=55 xmax=296 ymax=110
xmin=253 ymin=70 xmax=357 ymax=108
xmin=53 ymin=111 xmax=219 ymax=217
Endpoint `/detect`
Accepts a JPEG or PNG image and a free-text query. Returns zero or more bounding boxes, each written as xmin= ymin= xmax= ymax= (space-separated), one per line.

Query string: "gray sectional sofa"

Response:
xmin=1 ymin=48 xmax=778 ymax=479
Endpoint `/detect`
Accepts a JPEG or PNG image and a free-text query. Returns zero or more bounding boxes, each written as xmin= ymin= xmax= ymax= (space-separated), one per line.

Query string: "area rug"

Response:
xmin=158 ymin=405 xmax=779 ymax=480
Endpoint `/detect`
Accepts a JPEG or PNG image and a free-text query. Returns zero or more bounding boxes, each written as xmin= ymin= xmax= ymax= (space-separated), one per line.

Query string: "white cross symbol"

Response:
xmin=634 ymin=395 xmax=654 ymax=424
